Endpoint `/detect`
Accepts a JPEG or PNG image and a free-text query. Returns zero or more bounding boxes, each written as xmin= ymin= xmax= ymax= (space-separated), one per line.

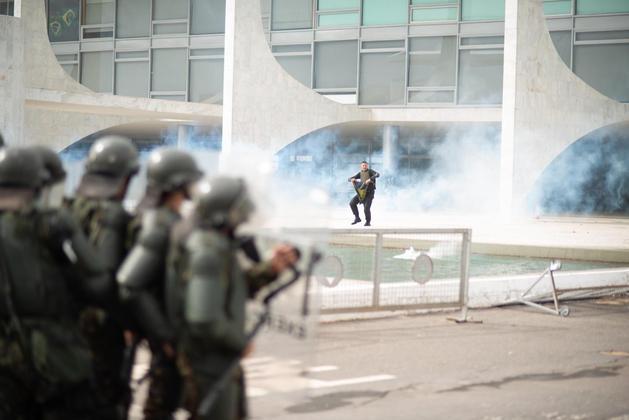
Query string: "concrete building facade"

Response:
xmin=0 ymin=0 xmax=628 ymax=217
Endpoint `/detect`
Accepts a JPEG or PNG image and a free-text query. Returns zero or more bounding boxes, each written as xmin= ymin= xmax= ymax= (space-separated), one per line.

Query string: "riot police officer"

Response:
xmin=0 ymin=147 xmax=109 ymax=419
xmin=117 ymin=147 xmax=203 ymax=420
xmin=167 ymin=176 xmax=297 ymax=420
xmin=67 ymin=135 xmax=140 ymax=419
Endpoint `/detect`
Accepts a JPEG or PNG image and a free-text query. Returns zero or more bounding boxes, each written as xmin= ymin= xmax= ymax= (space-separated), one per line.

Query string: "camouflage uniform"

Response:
xmin=117 ymin=148 xmax=202 ymax=420
xmin=0 ymin=147 xmax=109 ymax=419
xmin=68 ymin=135 xmax=140 ymax=419
xmin=167 ymin=177 xmax=279 ymax=420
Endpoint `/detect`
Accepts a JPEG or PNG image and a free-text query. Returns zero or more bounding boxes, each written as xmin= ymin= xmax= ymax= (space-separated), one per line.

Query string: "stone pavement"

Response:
xmin=247 ymin=297 xmax=629 ymax=420
xmin=127 ymin=296 xmax=629 ymax=419
xmin=319 ymin=210 xmax=629 ymax=263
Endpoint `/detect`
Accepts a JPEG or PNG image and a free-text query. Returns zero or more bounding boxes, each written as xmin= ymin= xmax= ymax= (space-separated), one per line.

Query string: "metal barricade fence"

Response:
xmin=284 ymin=228 xmax=472 ymax=317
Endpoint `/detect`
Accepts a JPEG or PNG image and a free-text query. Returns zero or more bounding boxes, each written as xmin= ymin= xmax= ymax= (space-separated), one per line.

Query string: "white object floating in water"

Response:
xmin=393 ymin=246 xmax=422 ymax=260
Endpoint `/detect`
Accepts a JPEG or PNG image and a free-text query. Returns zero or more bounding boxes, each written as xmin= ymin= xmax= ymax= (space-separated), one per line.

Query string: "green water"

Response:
xmin=319 ymin=244 xmax=626 ymax=283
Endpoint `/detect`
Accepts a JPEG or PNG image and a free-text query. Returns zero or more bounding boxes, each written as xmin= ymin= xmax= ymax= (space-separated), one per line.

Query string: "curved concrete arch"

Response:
xmin=57 ymin=118 xmax=223 ymax=153
xmin=500 ymin=0 xmax=629 ymax=217
xmin=2 ymin=0 xmax=222 ymax=150
xmin=223 ymin=0 xmax=371 ymax=155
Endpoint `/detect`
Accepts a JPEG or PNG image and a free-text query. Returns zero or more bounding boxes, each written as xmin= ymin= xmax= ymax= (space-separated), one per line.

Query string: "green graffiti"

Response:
xmin=62 ymin=9 xmax=76 ymax=26
xmin=48 ymin=7 xmax=78 ymax=40
xmin=49 ymin=20 xmax=62 ymax=36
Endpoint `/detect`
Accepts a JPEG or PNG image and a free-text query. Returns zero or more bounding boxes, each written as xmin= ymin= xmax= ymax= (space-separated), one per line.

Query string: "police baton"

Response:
xmin=198 ymin=249 xmax=321 ymax=416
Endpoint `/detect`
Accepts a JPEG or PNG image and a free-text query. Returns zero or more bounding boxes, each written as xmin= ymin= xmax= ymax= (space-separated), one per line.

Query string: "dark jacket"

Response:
xmin=348 ymin=169 xmax=380 ymax=193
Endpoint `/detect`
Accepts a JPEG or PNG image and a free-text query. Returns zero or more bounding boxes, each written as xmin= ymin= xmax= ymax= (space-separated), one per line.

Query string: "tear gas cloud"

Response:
xmin=276 ymin=123 xmax=502 ymax=216
xmin=58 ymin=121 xmax=628 ymax=222
xmin=530 ymin=125 xmax=629 ymax=215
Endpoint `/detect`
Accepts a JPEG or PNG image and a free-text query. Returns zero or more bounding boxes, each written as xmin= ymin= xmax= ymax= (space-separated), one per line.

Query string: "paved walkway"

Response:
xmin=291 ymin=209 xmax=629 ymax=262
xmin=248 ymin=297 xmax=629 ymax=420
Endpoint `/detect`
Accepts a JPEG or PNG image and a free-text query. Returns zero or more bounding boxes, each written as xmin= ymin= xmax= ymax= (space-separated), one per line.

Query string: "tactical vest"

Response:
xmin=70 ymin=196 xmax=133 ymax=272
xmin=0 ymin=210 xmax=79 ymax=319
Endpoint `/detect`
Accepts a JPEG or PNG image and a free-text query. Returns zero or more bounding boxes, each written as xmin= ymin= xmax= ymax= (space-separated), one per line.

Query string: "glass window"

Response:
xmin=549 ymin=31 xmax=571 ymax=67
xmin=576 ymin=31 xmax=629 ymax=41
xmin=61 ymin=63 xmax=79 ymax=80
xmin=272 ymin=44 xmax=311 ymax=53
xmin=81 ymin=51 xmax=113 ymax=93
xmin=115 ymin=61 xmax=149 ymax=97
xmin=359 ymin=51 xmax=406 ymax=105
xmin=83 ymin=26 xmax=114 ymax=38
xmin=151 ymin=48 xmax=187 ymax=92
xmin=275 ymin=55 xmax=312 ymax=87
xmin=151 ymin=94 xmax=186 ymax=101
xmin=318 ymin=0 xmax=359 ymax=9
xmin=412 ymin=7 xmax=457 ymax=22
xmin=318 ymin=12 xmax=359 ymax=27
xmin=314 ymin=40 xmax=358 ymax=89
xmin=362 ymin=0 xmax=408 ymax=26
xmin=574 ymin=44 xmax=629 ymax=102
xmin=409 ymin=90 xmax=455 ymax=103
xmin=461 ymin=0 xmax=505 ymax=21
xmin=190 ymin=48 xmax=224 ymax=56
xmin=82 ymin=0 xmax=114 ymax=25
xmin=409 ymin=36 xmax=456 ymax=87
xmin=412 ymin=0 xmax=457 ymax=4
xmin=153 ymin=22 xmax=188 ymax=34
xmin=0 ymin=1 xmax=15 ymax=16
xmin=117 ymin=0 xmax=151 ymax=38
xmin=48 ymin=0 xmax=80 ymax=42
xmin=116 ymin=51 xmax=149 ymax=59
xmin=191 ymin=0 xmax=226 ymax=34
xmin=461 ymin=36 xmax=504 ymax=46
xmin=576 ymin=0 xmax=629 ymax=15
xmin=362 ymin=40 xmax=405 ymax=49
xmin=153 ymin=0 xmax=188 ymax=20
xmin=543 ymin=0 xmax=571 ymax=15
xmin=56 ymin=53 xmax=78 ymax=62
xmin=457 ymin=49 xmax=504 ymax=104
xmin=189 ymin=59 xmax=224 ymax=103
xmin=272 ymin=0 xmax=312 ymax=30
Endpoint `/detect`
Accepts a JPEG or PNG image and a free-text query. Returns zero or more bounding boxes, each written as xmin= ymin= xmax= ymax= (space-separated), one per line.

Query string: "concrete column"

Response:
xmin=177 ymin=124 xmax=191 ymax=148
xmin=222 ymin=0 xmax=370 ymax=154
xmin=499 ymin=0 xmax=518 ymax=220
xmin=382 ymin=125 xmax=399 ymax=175
xmin=0 ymin=15 xmax=25 ymax=145
xmin=499 ymin=0 xmax=629 ymax=219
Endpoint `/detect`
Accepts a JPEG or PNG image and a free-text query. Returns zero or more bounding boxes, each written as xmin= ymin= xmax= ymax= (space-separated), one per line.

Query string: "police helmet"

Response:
xmin=146 ymin=148 xmax=203 ymax=193
xmin=0 ymin=148 xmax=45 ymax=209
xmin=0 ymin=147 xmax=44 ymax=189
xmin=195 ymin=177 xmax=255 ymax=229
xmin=85 ymin=135 xmax=139 ymax=177
xmin=78 ymin=135 xmax=139 ymax=198
xmin=27 ymin=145 xmax=66 ymax=186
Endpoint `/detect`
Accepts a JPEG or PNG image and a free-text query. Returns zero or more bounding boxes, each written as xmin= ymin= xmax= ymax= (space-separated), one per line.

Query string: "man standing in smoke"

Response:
xmin=348 ymin=160 xmax=379 ymax=226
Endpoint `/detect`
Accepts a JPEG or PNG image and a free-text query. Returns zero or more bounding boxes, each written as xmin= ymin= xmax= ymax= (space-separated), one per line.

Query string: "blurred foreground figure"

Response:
xmin=167 ymin=176 xmax=298 ymax=420
xmin=117 ymin=148 xmax=203 ymax=420
xmin=68 ymin=135 xmax=140 ymax=419
xmin=0 ymin=147 xmax=110 ymax=419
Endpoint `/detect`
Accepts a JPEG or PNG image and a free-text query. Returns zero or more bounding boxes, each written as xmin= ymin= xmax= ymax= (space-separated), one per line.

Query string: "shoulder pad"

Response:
xmin=186 ymin=231 xmax=229 ymax=277
xmin=137 ymin=210 xmax=175 ymax=250
xmin=99 ymin=201 xmax=131 ymax=229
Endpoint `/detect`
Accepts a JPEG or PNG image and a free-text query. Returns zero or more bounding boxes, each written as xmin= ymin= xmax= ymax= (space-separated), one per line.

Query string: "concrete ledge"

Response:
xmin=26 ymin=88 xmax=222 ymax=120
